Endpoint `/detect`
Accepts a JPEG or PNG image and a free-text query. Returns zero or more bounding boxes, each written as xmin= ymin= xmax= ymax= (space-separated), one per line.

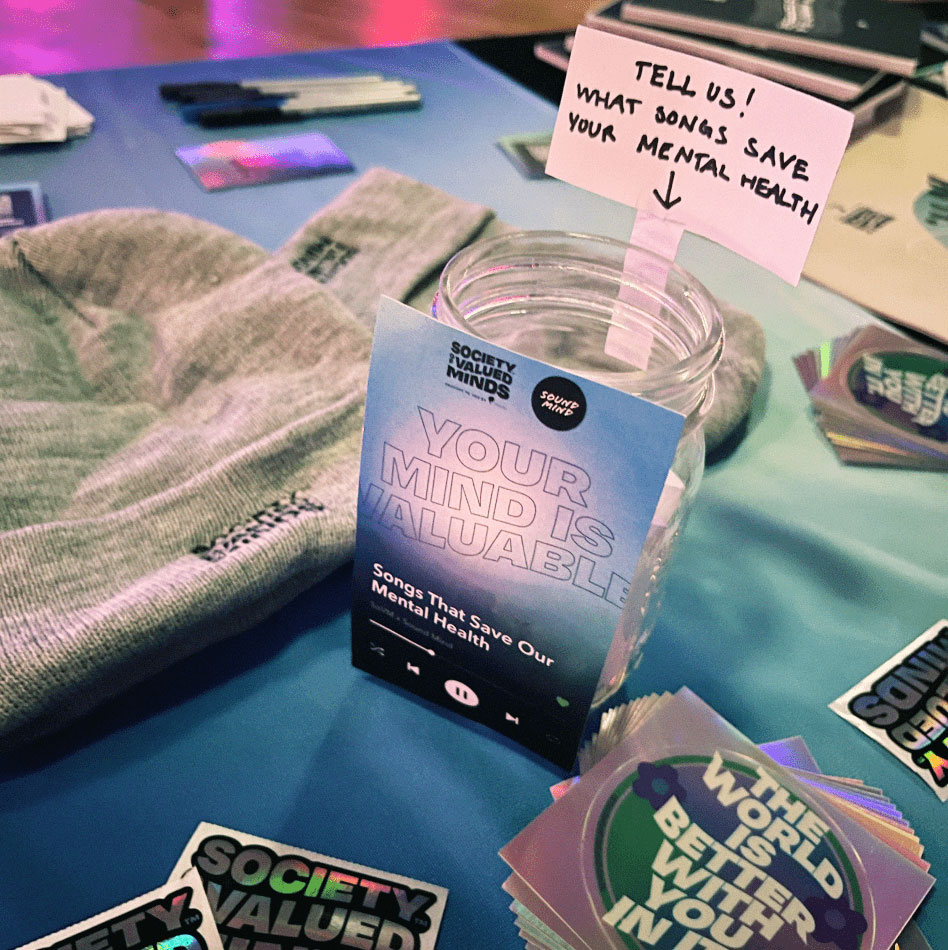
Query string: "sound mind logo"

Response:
xmin=445 ymin=341 xmax=515 ymax=402
xmin=593 ymin=754 xmax=866 ymax=950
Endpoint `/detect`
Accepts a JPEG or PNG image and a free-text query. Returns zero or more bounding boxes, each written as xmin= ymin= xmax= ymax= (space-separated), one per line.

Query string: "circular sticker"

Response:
xmin=581 ymin=753 xmax=871 ymax=950
xmin=531 ymin=376 xmax=587 ymax=431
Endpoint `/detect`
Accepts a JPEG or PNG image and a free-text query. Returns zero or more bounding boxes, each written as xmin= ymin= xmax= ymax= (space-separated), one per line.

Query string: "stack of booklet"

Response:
xmin=537 ymin=0 xmax=929 ymax=138
xmin=0 ymin=74 xmax=93 ymax=145
xmin=500 ymin=687 xmax=934 ymax=950
xmin=794 ymin=324 xmax=948 ymax=470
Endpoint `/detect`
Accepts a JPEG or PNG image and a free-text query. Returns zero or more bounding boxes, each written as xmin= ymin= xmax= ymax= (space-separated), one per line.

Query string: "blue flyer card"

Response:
xmin=351 ymin=298 xmax=684 ymax=768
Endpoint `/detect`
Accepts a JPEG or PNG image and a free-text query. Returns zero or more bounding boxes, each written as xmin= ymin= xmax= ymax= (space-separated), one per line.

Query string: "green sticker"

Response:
xmin=847 ymin=351 xmax=948 ymax=442
xmin=588 ymin=754 xmax=867 ymax=950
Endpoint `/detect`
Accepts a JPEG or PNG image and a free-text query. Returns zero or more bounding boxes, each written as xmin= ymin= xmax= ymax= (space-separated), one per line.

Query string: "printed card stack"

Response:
xmin=500 ymin=688 xmax=934 ymax=950
xmin=794 ymin=325 xmax=948 ymax=470
xmin=0 ymin=74 xmax=93 ymax=145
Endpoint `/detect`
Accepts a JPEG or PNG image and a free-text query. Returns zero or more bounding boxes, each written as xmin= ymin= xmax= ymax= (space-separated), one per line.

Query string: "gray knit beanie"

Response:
xmin=0 ymin=167 xmax=495 ymax=747
xmin=0 ymin=166 xmax=763 ymax=747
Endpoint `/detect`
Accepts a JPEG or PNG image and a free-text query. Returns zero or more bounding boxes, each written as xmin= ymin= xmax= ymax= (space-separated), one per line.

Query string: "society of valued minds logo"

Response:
xmin=591 ymin=754 xmax=867 ymax=950
xmin=444 ymin=340 xmax=515 ymax=402
xmin=913 ymin=174 xmax=948 ymax=249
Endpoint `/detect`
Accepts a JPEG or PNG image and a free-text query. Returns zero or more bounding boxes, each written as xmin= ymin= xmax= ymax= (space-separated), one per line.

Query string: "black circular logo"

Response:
xmin=531 ymin=376 xmax=587 ymax=431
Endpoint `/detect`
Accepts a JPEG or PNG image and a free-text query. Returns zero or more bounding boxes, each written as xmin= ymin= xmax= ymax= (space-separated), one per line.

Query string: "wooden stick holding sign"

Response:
xmin=546 ymin=26 xmax=854 ymax=290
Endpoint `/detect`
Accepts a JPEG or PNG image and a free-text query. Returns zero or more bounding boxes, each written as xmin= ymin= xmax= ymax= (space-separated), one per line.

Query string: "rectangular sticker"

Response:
xmin=546 ymin=27 xmax=853 ymax=284
xmin=351 ymin=298 xmax=684 ymax=768
xmin=167 ymin=822 xmax=448 ymax=950
xmin=497 ymin=132 xmax=553 ymax=179
xmin=176 ymin=132 xmax=352 ymax=190
xmin=12 ymin=870 xmax=223 ymax=950
xmin=831 ymin=619 xmax=948 ymax=800
xmin=0 ymin=181 xmax=47 ymax=235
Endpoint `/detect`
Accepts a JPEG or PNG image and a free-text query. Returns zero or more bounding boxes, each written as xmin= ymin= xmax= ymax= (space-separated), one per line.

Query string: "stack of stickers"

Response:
xmin=794 ymin=324 xmax=948 ymax=469
xmin=0 ymin=74 xmax=93 ymax=145
xmin=501 ymin=687 xmax=934 ymax=950
xmin=13 ymin=823 xmax=448 ymax=950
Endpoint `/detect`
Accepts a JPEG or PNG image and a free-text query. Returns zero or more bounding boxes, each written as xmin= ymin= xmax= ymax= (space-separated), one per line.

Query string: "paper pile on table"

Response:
xmin=0 ymin=74 xmax=94 ymax=145
xmin=500 ymin=687 xmax=934 ymax=950
xmin=794 ymin=324 xmax=948 ymax=470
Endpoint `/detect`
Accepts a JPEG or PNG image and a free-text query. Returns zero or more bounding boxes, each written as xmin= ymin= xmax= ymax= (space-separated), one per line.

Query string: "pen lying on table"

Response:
xmin=192 ymin=81 xmax=423 ymax=127
xmin=162 ymin=74 xmax=422 ymax=126
xmin=160 ymin=73 xmax=388 ymax=103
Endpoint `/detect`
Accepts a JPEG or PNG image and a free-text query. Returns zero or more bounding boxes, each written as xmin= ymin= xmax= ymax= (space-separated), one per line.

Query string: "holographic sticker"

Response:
xmin=167 ymin=822 xmax=448 ymax=950
xmin=12 ymin=869 xmax=222 ymax=950
xmin=584 ymin=752 xmax=870 ymax=950
xmin=795 ymin=325 xmax=948 ymax=469
xmin=497 ymin=131 xmax=553 ymax=179
xmin=500 ymin=688 xmax=934 ymax=950
xmin=848 ymin=351 xmax=948 ymax=442
xmin=176 ymin=132 xmax=352 ymax=191
xmin=831 ymin=619 xmax=948 ymax=802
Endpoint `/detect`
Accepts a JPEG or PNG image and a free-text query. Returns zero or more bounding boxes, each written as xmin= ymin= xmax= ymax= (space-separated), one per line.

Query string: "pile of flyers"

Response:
xmin=794 ymin=324 xmax=948 ymax=470
xmin=13 ymin=823 xmax=448 ymax=950
xmin=500 ymin=688 xmax=934 ymax=950
xmin=0 ymin=74 xmax=94 ymax=146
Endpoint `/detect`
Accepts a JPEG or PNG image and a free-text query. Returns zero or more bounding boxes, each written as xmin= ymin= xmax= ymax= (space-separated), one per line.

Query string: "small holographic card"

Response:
xmin=497 ymin=131 xmax=552 ymax=179
xmin=168 ymin=822 xmax=448 ymax=950
xmin=12 ymin=869 xmax=223 ymax=950
xmin=176 ymin=132 xmax=352 ymax=191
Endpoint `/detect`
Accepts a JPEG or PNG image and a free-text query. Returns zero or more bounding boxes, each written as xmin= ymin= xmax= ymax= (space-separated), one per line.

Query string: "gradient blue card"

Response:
xmin=176 ymin=131 xmax=351 ymax=190
xmin=351 ymin=298 xmax=684 ymax=769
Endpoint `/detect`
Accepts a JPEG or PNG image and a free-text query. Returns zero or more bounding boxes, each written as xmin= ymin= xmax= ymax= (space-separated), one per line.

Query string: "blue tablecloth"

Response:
xmin=0 ymin=41 xmax=945 ymax=950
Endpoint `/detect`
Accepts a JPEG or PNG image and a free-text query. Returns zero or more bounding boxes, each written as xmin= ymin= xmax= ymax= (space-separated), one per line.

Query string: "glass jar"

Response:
xmin=433 ymin=230 xmax=724 ymax=705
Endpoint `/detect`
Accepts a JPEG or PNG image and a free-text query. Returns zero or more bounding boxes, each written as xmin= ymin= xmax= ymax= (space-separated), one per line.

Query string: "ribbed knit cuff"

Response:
xmin=276 ymin=167 xmax=496 ymax=327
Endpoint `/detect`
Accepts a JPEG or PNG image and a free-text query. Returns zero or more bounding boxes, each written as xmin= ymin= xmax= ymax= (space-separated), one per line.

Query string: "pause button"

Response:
xmin=444 ymin=680 xmax=479 ymax=707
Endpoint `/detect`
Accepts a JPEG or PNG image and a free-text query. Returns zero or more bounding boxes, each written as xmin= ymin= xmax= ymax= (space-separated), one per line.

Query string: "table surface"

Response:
xmin=0 ymin=40 xmax=945 ymax=950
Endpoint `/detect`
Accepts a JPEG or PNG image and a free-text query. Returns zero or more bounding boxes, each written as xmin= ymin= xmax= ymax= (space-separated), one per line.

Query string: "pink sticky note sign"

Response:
xmin=546 ymin=26 xmax=854 ymax=285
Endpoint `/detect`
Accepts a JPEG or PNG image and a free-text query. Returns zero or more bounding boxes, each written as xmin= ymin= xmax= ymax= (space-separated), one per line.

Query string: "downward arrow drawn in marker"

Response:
xmin=653 ymin=170 xmax=682 ymax=211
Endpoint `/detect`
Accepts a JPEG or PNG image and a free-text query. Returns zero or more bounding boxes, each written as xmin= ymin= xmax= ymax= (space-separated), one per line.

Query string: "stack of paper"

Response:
xmin=0 ymin=74 xmax=94 ymax=145
xmin=580 ymin=0 xmax=912 ymax=136
xmin=794 ymin=324 xmax=948 ymax=469
xmin=501 ymin=687 xmax=934 ymax=950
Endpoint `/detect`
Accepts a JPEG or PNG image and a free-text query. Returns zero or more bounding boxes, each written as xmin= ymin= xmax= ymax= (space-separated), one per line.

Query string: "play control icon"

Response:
xmin=444 ymin=679 xmax=479 ymax=707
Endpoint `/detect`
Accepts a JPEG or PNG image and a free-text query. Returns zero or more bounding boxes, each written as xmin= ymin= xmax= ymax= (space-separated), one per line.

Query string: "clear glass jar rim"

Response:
xmin=437 ymin=229 xmax=725 ymax=394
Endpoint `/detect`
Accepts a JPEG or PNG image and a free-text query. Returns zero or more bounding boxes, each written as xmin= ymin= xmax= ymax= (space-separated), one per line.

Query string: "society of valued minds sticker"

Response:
xmin=12 ymin=869 xmax=223 ymax=950
xmin=831 ymin=619 xmax=948 ymax=802
xmin=167 ymin=823 xmax=448 ymax=950
xmin=583 ymin=752 xmax=871 ymax=950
